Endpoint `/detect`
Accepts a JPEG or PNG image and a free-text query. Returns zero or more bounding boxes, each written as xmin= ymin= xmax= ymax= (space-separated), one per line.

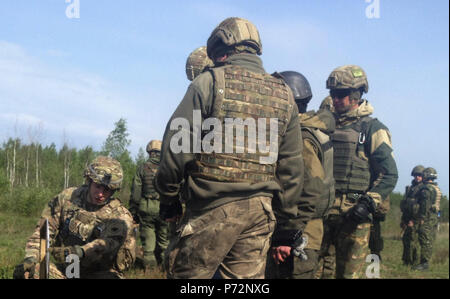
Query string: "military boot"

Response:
xmin=412 ymin=262 xmax=429 ymax=271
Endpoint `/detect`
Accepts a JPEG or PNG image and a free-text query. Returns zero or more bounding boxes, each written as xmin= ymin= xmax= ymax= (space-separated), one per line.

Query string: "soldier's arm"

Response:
xmin=417 ymin=188 xmax=432 ymax=221
xmin=24 ymin=193 xmax=64 ymax=262
xmin=155 ymin=74 xmax=212 ymax=205
xmin=273 ymin=105 xmax=307 ymax=239
xmin=365 ymin=120 xmax=399 ymax=206
xmin=129 ymin=167 xmax=143 ymax=215
xmin=81 ymin=209 xmax=136 ymax=271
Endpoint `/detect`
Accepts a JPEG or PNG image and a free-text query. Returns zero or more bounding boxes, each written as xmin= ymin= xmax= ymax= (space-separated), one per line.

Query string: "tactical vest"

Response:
xmin=141 ymin=161 xmax=159 ymax=199
xmin=190 ymin=65 xmax=294 ymax=183
xmin=402 ymin=183 xmax=422 ymax=220
xmin=301 ymin=126 xmax=335 ymax=218
xmin=332 ymin=116 xmax=372 ymax=194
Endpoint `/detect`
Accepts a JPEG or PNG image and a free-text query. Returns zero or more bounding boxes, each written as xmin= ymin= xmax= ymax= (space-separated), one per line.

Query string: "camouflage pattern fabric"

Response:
xmin=84 ymin=156 xmax=123 ymax=191
xmin=326 ymin=65 xmax=369 ymax=93
xmin=402 ymin=223 xmax=420 ymax=266
xmin=417 ymin=183 xmax=439 ymax=264
xmin=186 ymin=46 xmax=213 ymax=81
xmin=22 ymin=185 xmax=136 ymax=279
xmin=165 ymin=196 xmax=275 ymax=279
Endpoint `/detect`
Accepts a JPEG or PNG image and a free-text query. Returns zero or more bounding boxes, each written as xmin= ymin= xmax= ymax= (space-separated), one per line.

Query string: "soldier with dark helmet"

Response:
xmin=129 ymin=140 xmax=168 ymax=271
xmin=400 ymin=165 xmax=425 ymax=266
xmin=322 ymin=65 xmax=398 ymax=278
xmin=13 ymin=156 xmax=136 ymax=279
xmin=155 ymin=17 xmax=305 ymax=279
xmin=186 ymin=46 xmax=213 ymax=81
xmin=413 ymin=167 xmax=442 ymax=271
xmin=268 ymin=71 xmax=335 ymax=279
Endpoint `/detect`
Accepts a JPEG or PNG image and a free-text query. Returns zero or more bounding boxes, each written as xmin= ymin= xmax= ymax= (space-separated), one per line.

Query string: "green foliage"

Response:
xmin=101 ymin=118 xmax=131 ymax=160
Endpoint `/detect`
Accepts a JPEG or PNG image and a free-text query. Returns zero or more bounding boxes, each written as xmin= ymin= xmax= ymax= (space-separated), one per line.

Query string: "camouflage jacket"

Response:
xmin=24 ymin=185 xmax=136 ymax=275
xmin=417 ymin=182 xmax=439 ymax=220
xmin=400 ymin=180 xmax=423 ymax=223
xmin=333 ymin=100 xmax=398 ymax=209
xmin=155 ymin=53 xmax=305 ymax=216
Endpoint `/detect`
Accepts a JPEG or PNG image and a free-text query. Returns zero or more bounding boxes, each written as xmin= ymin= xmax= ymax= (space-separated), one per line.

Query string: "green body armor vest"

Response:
xmin=302 ymin=126 xmax=335 ymax=218
xmin=141 ymin=161 xmax=159 ymax=200
xmin=332 ymin=116 xmax=372 ymax=194
xmin=403 ymin=183 xmax=422 ymax=220
xmin=190 ymin=65 xmax=294 ymax=183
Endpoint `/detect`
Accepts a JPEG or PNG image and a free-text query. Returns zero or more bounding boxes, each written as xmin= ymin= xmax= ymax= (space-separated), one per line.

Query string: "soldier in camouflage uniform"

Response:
xmin=322 ymin=65 xmax=398 ymax=279
xmin=13 ymin=156 xmax=136 ymax=279
xmin=129 ymin=140 xmax=168 ymax=270
xmin=155 ymin=17 xmax=305 ymax=279
xmin=400 ymin=165 xmax=425 ymax=266
xmin=413 ymin=167 xmax=441 ymax=271
xmin=268 ymin=71 xmax=335 ymax=279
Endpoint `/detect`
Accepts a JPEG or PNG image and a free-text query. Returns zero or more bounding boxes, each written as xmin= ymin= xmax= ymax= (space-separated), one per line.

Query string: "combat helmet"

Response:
xmin=411 ymin=165 xmax=425 ymax=177
xmin=186 ymin=46 xmax=214 ymax=81
xmin=207 ymin=17 xmax=262 ymax=60
xmin=85 ymin=156 xmax=123 ymax=191
xmin=422 ymin=167 xmax=437 ymax=181
xmin=279 ymin=71 xmax=312 ymax=102
xmin=146 ymin=140 xmax=162 ymax=154
xmin=326 ymin=65 xmax=369 ymax=94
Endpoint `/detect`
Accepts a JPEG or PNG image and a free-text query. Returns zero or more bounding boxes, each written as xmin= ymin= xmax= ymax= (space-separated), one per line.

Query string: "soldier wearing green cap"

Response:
xmin=155 ymin=17 xmax=305 ymax=279
xmin=400 ymin=165 xmax=425 ymax=266
xmin=129 ymin=140 xmax=169 ymax=272
xmin=13 ymin=156 xmax=136 ymax=279
xmin=413 ymin=167 xmax=441 ymax=271
xmin=320 ymin=65 xmax=398 ymax=279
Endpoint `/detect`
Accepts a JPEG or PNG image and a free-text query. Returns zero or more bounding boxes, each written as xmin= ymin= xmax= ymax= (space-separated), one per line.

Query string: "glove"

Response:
xmin=348 ymin=194 xmax=376 ymax=224
xmin=159 ymin=200 xmax=183 ymax=221
xmin=13 ymin=257 xmax=37 ymax=279
xmin=290 ymin=231 xmax=309 ymax=261
xmin=50 ymin=245 xmax=84 ymax=263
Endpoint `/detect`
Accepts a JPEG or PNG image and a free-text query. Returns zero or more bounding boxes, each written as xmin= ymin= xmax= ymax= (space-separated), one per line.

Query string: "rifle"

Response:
xmin=39 ymin=218 xmax=49 ymax=279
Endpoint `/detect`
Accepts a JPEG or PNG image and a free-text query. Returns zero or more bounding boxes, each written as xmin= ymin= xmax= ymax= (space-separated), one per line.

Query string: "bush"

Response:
xmin=0 ymin=186 xmax=58 ymax=216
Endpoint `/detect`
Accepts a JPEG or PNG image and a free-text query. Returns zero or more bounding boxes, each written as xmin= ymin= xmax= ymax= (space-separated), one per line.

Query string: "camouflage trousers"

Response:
xmin=315 ymin=244 xmax=336 ymax=279
xmin=321 ymin=214 xmax=371 ymax=279
xmin=418 ymin=215 xmax=438 ymax=264
xmin=138 ymin=204 xmax=169 ymax=267
xmin=402 ymin=223 xmax=420 ymax=265
xmin=165 ymin=196 xmax=275 ymax=279
xmin=32 ymin=262 xmax=122 ymax=279
xmin=266 ymin=249 xmax=320 ymax=279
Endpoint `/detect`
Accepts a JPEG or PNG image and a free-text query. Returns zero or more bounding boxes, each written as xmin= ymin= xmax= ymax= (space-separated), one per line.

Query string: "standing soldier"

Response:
xmin=269 ymin=71 xmax=335 ymax=279
xmin=323 ymin=65 xmax=398 ymax=278
xmin=400 ymin=165 xmax=425 ymax=266
xmin=13 ymin=156 xmax=136 ymax=279
xmin=414 ymin=167 xmax=441 ymax=271
xmin=155 ymin=17 xmax=304 ymax=279
xmin=129 ymin=140 xmax=168 ymax=271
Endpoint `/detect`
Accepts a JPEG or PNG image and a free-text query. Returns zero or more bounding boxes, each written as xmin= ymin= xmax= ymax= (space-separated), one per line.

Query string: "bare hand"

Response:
xmin=271 ymin=246 xmax=291 ymax=264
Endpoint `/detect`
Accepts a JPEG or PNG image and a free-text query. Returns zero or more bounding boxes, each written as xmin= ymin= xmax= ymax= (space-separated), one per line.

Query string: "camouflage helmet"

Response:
xmin=146 ymin=140 xmax=162 ymax=154
xmin=207 ymin=17 xmax=262 ymax=59
xmin=423 ymin=167 xmax=437 ymax=181
xmin=326 ymin=65 xmax=369 ymax=94
xmin=186 ymin=46 xmax=213 ymax=81
xmin=411 ymin=165 xmax=425 ymax=177
xmin=85 ymin=156 xmax=123 ymax=190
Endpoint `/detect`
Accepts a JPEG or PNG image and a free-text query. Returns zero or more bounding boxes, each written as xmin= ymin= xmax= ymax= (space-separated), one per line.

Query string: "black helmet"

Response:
xmin=279 ymin=71 xmax=312 ymax=113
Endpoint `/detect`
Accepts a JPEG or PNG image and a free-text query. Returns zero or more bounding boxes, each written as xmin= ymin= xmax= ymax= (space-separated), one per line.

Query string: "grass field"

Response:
xmin=0 ymin=204 xmax=448 ymax=279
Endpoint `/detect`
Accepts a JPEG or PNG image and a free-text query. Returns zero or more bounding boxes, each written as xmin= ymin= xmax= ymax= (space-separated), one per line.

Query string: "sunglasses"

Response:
xmin=330 ymin=89 xmax=351 ymax=99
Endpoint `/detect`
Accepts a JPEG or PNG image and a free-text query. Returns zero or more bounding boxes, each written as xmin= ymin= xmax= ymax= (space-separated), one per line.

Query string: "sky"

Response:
xmin=0 ymin=0 xmax=448 ymax=195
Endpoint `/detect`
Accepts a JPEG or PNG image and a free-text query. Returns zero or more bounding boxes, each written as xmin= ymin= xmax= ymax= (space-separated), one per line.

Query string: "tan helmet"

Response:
xmin=326 ymin=65 xmax=369 ymax=94
xmin=146 ymin=140 xmax=162 ymax=153
xmin=84 ymin=156 xmax=123 ymax=190
xmin=207 ymin=17 xmax=262 ymax=59
xmin=186 ymin=46 xmax=213 ymax=81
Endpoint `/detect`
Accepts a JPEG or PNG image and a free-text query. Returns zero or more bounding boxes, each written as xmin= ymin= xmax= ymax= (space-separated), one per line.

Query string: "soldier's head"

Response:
xmin=411 ymin=165 xmax=425 ymax=183
xmin=326 ymin=65 xmax=368 ymax=114
xmin=207 ymin=17 xmax=262 ymax=64
xmin=84 ymin=156 xmax=123 ymax=205
xmin=146 ymin=140 xmax=162 ymax=158
xmin=422 ymin=167 xmax=437 ymax=182
xmin=279 ymin=71 xmax=312 ymax=113
xmin=186 ymin=46 xmax=214 ymax=81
